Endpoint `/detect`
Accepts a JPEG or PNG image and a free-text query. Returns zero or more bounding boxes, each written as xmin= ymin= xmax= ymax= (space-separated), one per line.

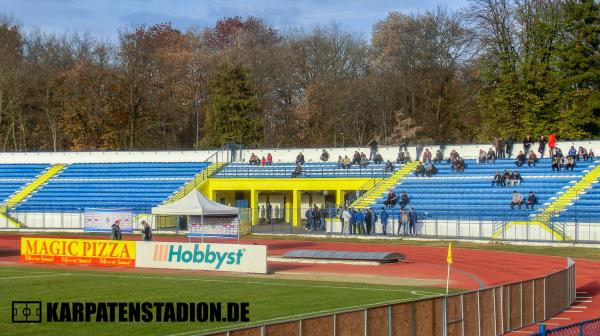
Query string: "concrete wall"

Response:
xmin=1 ymin=139 xmax=598 ymax=164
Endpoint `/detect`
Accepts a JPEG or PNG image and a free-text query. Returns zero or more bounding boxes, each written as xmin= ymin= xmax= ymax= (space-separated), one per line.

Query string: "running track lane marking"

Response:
xmin=166 ymin=296 xmax=436 ymax=336
xmin=0 ymin=274 xmax=63 ymax=280
xmin=0 ymin=270 xmax=445 ymax=294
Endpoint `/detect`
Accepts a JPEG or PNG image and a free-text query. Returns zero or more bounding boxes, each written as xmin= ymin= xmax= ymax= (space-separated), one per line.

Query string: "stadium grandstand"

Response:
xmin=0 ymin=140 xmax=599 ymax=242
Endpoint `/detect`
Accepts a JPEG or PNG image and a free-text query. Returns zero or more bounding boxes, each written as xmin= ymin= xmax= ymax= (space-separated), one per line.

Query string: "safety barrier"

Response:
xmin=532 ymin=317 xmax=600 ymax=336
xmin=204 ymin=260 xmax=576 ymax=336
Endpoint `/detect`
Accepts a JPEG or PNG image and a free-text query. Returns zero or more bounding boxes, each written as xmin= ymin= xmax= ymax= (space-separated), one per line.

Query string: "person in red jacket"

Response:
xmin=548 ymin=134 xmax=556 ymax=158
xmin=266 ymin=153 xmax=273 ymax=165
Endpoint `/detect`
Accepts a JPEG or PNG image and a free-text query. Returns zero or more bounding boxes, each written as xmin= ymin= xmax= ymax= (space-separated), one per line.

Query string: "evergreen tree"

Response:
xmin=201 ymin=63 xmax=263 ymax=147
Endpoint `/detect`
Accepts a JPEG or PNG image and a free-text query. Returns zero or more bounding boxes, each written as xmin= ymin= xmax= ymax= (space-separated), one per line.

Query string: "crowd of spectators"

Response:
xmin=338 ymin=205 xmax=418 ymax=236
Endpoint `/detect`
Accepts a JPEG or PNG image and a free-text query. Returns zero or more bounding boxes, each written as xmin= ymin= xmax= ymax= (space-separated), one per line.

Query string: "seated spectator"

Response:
xmin=374 ymin=152 xmax=384 ymax=164
xmin=337 ymin=155 xmax=343 ymax=168
xmin=453 ymin=157 xmax=465 ymax=173
xmin=487 ymin=148 xmax=496 ymax=163
xmin=342 ymin=155 xmax=351 ymax=169
xmin=515 ymin=151 xmax=526 ymax=167
xmin=555 ymin=147 xmax=564 ymax=158
xmin=568 ymin=146 xmax=577 ymax=159
xmin=527 ymin=151 xmax=538 ymax=167
xmin=577 ymin=147 xmax=588 ymax=161
xmin=296 ymin=152 xmax=305 ymax=165
xmin=566 ymin=156 xmax=575 ymax=171
xmin=249 ymin=153 xmax=259 ymax=165
xmin=352 ymin=151 xmax=361 ymax=165
xmin=261 ymin=156 xmax=266 ymax=166
xmin=510 ymin=170 xmax=522 ymax=187
xmin=510 ymin=191 xmax=523 ymax=209
xmin=405 ymin=152 xmax=412 ymax=163
xmin=434 ymin=149 xmax=443 ymax=164
xmin=320 ymin=149 xmax=329 ymax=162
xmin=501 ymin=170 xmax=511 ymax=186
xmin=552 ymin=156 xmax=562 ymax=171
xmin=291 ymin=164 xmax=303 ymax=177
xmin=397 ymin=151 xmax=405 ymax=164
xmin=385 ymin=160 xmax=394 ymax=172
xmin=266 ymin=153 xmax=273 ymax=165
xmin=449 ymin=149 xmax=459 ymax=163
xmin=400 ymin=191 xmax=409 ymax=209
xmin=526 ymin=191 xmax=538 ymax=210
xmin=589 ymin=148 xmax=595 ymax=159
xmin=384 ymin=190 xmax=397 ymax=208
xmin=425 ymin=163 xmax=437 ymax=177
xmin=478 ymin=149 xmax=487 ymax=164
xmin=359 ymin=153 xmax=369 ymax=167
xmin=414 ymin=162 xmax=425 ymax=177
xmin=422 ymin=148 xmax=432 ymax=163
xmin=492 ymin=171 xmax=502 ymax=187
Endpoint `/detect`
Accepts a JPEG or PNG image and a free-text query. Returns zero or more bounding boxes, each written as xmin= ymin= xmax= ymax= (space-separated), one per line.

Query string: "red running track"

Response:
xmin=0 ymin=234 xmax=598 ymax=332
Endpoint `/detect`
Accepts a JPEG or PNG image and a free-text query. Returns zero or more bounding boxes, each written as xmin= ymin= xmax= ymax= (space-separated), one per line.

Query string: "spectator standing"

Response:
xmin=365 ymin=209 xmax=373 ymax=235
xmin=266 ymin=153 xmax=273 ymax=165
xmin=380 ymin=207 xmax=389 ymax=236
xmin=341 ymin=208 xmax=351 ymax=235
xmin=111 ymin=220 xmax=122 ymax=240
xmin=398 ymin=209 xmax=408 ymax=236
xmin=434 ymin=149 xmax=443 ymax=164
xmin=487 ymin=148 xmax=496 ymax=163
xmin=408 ymin=208 xmax=418 ymax=236
xmin=510 ymin=191 xmax=523 ymax=209
xmin=141 ymin=220 xmax=152 ymax=241
xmin=320 ymin=149 xmax=329 ymax=162
xmin=266 ymin=201 xmax=273 ymax=224
xmin=320 ymin=207 xmax=327 ymax=231
xmin=548 ymin=134 xmax=557 ymax=157
xmin=505 ymin=137 xmax=515 ymax=158
xmin=538 ymin=136 xmax=547 ymax=158
xmin=523 ymin=135 xmax=533 ymax=154
xmin=399 ymin=137 xmax=408 ymax=152
xmin=526 ymin=192 xmax=538 ymax=210
xmin=368 ymin=139 xmax=379 ymax=161
xmin=296 ymin=152 xmax=305 ymax=165
xmin=493 ymin=137 xmax=502 ymax=158
xmin=349 ymin=208 xmax=357 ymax=234
xmin=415 ymin=141 xmax=424 ymax=163
xmin=356 ymin=209 xmax=365 ymax=234
xmin=304 ymin=207 xmax=313 ymax=231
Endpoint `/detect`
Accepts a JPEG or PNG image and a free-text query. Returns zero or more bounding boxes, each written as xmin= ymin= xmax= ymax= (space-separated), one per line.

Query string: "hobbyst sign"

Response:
xmin=135 ymin=242 xmax=267 ymax=274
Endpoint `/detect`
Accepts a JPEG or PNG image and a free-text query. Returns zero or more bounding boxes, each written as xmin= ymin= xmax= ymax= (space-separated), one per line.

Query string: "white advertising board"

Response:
xmin=135 ymin=242 xmax=267 ymax=274
xmin=83 ymin=208 xmax=133 ymax=233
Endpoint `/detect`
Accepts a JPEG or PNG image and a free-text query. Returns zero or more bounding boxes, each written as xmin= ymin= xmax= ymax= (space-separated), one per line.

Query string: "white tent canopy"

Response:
xmin=151 ymin=190 xmax=239 ymax=216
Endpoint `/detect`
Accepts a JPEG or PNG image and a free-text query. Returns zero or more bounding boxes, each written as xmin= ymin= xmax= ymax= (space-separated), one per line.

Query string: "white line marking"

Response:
xmin=564 ymin=310 xmax=583 ymax=313
xmin=576 ymin=296 xmax=592 ymax=299
xmin=550 ymin=317 xmax=571 ymax=320
xmin=576 ymin=291 xmax=587 ymax=294
xmin=574 ymin=300 xmax=591 ymax=303
xmin=570 ymin=306 xmax=587 ymax=308
xmin=509 ymin=331 xmax=532 ymax=334
xmin=0 ymin=274 xmax=63 ymax=280
xmin=543 ymin=323 xmax=559 ymax=326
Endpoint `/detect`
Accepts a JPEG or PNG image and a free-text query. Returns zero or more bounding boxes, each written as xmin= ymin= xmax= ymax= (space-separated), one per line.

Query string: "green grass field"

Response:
xmin=0 ymin=266 xmax=446 ymax=336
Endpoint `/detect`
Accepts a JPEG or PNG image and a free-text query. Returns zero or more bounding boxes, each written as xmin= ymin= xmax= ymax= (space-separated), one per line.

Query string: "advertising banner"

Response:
xmin=188 ymin=216 xmax=239 ymax=238
xmin=135 ymin=241 xmax=267 ymax=274
xmin=20 ymin=237 xmax=136 ymax=267
xmin=83 ymin=208 xmax=133 ymax=233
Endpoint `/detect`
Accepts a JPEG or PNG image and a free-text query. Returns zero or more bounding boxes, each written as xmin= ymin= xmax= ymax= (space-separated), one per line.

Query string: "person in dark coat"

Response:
xmin=305 ymin=207 xmax=313 ymax=231
xmin=111 ymin=220 xmax=122 ymax=240
xmin=365 ymin=209 xmax=373 ymax=235
xmin=368 ymin=139 xmax=378 ymax=161
xmin=408 ymin=208 xmax=418 ymax=236
xmin=141 ymin=220 xmax=152 ymax=241
xmin=400 ymin=191 xmax=409 ymax=209
xmin=380 ymin=207 xmax=389 ymax=236
xmin=505 ymin=137 xmax=515 ymax=158
xmin=538 ymin=136 xmax=547 ymax=158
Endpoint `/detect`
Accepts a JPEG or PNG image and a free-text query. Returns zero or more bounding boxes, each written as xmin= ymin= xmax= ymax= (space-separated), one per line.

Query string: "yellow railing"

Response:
xmin=164 ymin=162 xmax=227 ymax=204
xmin=352 ymin=161 xmax=420 ymax=209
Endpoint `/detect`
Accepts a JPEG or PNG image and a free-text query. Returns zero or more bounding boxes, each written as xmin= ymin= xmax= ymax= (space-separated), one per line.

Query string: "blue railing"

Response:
xmin=532 ymin=317 xmax=600 ymax=335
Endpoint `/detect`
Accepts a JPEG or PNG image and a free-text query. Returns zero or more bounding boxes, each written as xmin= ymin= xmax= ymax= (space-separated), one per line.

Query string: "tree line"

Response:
xmin=0 ymin=0 xmax=598 ymax=152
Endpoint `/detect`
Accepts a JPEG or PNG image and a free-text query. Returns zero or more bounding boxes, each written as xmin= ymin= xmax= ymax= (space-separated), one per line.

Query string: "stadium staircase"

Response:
xmin=163 ymin=162 xmax=227 ymax=204
xmin=350 ymin=161 xmax=418 ymax=209
xmin=493 ymin=160 xmax=600 ymax=240
xmin=0 ymin=164 xmax=65 ymax=227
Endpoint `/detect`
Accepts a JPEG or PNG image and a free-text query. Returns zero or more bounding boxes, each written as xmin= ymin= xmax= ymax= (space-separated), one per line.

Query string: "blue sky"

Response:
xmin=0 ymin=0 xmax=469 ymax=41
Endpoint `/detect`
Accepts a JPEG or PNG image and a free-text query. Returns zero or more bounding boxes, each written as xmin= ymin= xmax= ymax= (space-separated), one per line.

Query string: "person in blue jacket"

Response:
xmin=349 ymin=208 xmax=357 ymax=234
xmin=380 ymin=207 xmax=389 ymax=236
xmin=408 ymin=207 xmax=418 ymax=236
